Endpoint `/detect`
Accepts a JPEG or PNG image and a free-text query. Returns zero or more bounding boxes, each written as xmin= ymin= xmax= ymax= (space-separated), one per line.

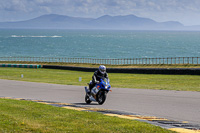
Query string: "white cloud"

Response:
xmin=0 ymin=0 xmax=27 ymax=12
xmin=0 ymin=0 xmax=200 ymax=25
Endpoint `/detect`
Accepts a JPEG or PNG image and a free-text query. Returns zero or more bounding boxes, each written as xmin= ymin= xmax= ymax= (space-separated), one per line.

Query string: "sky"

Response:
xmin=0 ymin=0 xmax=200 ymax=26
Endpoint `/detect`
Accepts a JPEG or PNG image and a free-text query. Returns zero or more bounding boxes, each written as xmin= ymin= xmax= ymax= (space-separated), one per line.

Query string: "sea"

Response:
xmin=0 ymin=29 xmax=200 ymax=59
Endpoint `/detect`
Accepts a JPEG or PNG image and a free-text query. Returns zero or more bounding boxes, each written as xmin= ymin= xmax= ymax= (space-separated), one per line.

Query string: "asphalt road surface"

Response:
xmin=0 ymin=79 xmax=200 ymax=125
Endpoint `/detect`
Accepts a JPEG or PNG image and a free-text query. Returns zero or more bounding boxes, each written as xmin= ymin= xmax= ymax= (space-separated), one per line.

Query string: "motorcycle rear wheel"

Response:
xmin=85 ymin=94 xmax=91 ymax=104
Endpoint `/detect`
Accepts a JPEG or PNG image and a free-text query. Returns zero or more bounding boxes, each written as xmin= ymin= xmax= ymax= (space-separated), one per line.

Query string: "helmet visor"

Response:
xmin=101 ymin=69 xmax=106 ymax=72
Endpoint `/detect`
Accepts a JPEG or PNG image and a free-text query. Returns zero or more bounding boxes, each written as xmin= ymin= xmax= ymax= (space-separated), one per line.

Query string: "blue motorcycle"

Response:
xmin=85 ymin=78 xmax=111 ymax=105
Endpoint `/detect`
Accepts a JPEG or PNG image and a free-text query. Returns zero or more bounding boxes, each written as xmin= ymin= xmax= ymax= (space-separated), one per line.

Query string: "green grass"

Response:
xmin=0 ymin=67 xmax=200 ymax=91
xmin=0 ymin=98 xmax=175 ymax=133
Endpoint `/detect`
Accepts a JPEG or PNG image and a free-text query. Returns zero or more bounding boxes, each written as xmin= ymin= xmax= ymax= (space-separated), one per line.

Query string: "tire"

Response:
xmin=85 ymin=94 xmax=91 ymax=104
xmin=97 ymin=91 xmax=107 ymax=105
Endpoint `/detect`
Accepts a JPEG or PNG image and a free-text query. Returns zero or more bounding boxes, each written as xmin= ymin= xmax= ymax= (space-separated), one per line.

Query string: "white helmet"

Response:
xmin=99 ymin=65 xmax=106 ymax=74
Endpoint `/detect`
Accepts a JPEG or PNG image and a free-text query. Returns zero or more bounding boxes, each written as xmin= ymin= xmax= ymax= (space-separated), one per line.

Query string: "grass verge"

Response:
xmin=0 ymin=67 xmax=200 ymax=91
xmin=1 ymin=61 xmax=200 ymax=68
xmin=0 ymin=98 xmax=175 ymax=133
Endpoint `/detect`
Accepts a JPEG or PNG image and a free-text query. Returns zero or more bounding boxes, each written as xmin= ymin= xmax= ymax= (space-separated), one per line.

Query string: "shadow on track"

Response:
xmin=73 ymin=103 xmax=99 ymax=105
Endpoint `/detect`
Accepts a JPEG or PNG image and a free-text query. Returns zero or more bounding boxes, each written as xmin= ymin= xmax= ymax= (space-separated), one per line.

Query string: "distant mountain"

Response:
xmin=0 ymin=14 xmax=93 ymax=29
xmin=0 ymin=14 xmax=198 ymax=30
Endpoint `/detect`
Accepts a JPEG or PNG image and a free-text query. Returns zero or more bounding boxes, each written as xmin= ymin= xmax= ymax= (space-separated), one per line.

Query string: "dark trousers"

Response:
xmin=89 ymin=82 xmax=95 ymax=92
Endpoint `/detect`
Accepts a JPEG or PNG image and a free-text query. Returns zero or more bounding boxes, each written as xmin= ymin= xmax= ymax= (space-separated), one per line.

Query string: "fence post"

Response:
xmin=179 ymin=57 xmax=180 ymax=64
xmin=192 ymin=57 xmax=194 ymax=64
xmin=155 ymin=58 xmax=157 ymax=64
xmin=171 ymin=57 xmax=172 ymax=64
xmin=167 ymin=58 xmax=168 ymax=64
xmin=174 ymin=57 xmax=176 ymax=64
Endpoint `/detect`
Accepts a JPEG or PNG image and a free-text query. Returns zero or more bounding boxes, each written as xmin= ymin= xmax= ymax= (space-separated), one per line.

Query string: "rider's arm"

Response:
xmin=92 ymin=71 xmax=101 ymax=83
xmin=105 ymin=73 xmax=108 ymax=79
xmin=92 ymin=71 xmax=98 ymax=83
xmin=92 ymin=74 xmax=97 ymax=83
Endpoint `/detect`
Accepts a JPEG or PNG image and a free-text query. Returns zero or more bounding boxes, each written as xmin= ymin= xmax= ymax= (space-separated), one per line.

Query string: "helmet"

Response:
xmin=99 ymin=65 xmax=106 ymax=74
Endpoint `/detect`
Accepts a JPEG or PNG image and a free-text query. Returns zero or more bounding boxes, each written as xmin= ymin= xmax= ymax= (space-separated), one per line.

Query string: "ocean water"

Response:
xmin=0 ymin=29 xmax=200 ymax=59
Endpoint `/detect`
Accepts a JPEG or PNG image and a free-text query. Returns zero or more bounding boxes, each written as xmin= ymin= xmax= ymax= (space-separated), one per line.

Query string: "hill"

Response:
xmin=0 ymin=14 xmax=197 ymax=30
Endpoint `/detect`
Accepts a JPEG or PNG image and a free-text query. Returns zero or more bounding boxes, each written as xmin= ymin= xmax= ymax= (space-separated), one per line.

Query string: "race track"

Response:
xmin=0 ymin=79 xmax=200 ymax=125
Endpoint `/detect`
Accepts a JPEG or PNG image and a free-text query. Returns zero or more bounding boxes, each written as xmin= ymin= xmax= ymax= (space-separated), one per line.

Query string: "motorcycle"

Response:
xmin=84 ymin=78 xmax=111 ymax=105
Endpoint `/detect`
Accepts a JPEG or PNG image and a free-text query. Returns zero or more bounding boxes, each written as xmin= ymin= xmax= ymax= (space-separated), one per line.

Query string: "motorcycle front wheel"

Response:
xmin=85 ymin=94 xmax=91 ymax=104
xmin=97 ymin=91 xmax=107 ymax=105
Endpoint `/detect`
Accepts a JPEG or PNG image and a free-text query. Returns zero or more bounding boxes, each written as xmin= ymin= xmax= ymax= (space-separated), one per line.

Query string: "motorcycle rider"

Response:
xmin=89 ymin=65 xmax=108 ymax=93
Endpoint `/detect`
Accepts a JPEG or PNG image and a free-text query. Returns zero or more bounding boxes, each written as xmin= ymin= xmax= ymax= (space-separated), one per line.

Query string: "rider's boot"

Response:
xmin=87 ymin=86 xmax=90 ymax=95
xmin=88 ymin=83 xmax=93 ymax=95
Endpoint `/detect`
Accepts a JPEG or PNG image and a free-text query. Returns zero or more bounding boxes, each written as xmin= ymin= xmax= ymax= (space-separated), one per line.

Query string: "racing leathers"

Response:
xmin=89 ymin=70 xmax=108 ymax=92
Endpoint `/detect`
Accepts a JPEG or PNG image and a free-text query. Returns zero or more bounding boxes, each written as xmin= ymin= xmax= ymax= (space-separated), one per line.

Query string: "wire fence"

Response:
xmin=0 ymin=57 xmax=199 ymax=65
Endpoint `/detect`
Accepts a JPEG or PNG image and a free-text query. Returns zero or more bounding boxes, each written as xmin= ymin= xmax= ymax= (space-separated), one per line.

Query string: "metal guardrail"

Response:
xmin=0 ymin=57 xmax=199 ymax=65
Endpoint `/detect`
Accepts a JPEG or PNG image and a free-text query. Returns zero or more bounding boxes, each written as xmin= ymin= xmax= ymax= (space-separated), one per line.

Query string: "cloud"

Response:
xmin=0 ymin=0 xmax=200 ymax=25
xmin=0 ymin=0 xmax=28 ymax=12
xmin=1 ymin=0 xmax=200 ymax=16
